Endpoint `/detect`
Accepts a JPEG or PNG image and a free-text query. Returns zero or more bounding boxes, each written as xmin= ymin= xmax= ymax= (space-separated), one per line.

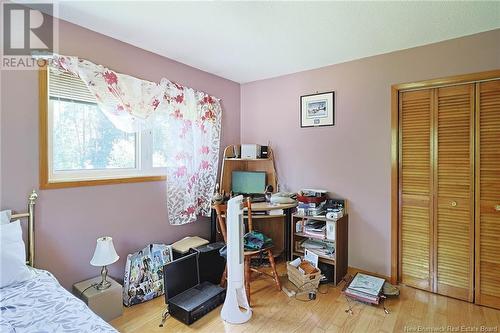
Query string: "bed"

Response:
xmin=0 ymin=191 xmax=118 ymax=332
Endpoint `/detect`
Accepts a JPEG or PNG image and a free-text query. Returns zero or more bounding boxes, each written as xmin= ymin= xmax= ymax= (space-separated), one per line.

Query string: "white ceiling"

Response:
xmin=44 ymin=1 xmax=500 ymax=83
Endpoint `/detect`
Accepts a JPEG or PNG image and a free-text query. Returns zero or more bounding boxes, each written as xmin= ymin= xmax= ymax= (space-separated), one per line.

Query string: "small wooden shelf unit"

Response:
xmin=291 ymin=214 xmax=348 ymax=285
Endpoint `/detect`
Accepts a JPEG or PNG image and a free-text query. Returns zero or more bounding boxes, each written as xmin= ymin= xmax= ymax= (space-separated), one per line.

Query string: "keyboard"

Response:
xmin=250 ymin=196 xmax=266 ymax=203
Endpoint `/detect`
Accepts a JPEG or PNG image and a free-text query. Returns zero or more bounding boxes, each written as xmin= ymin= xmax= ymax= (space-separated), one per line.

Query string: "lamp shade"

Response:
xmin=90 ymin=236 xmax=119 ymax=267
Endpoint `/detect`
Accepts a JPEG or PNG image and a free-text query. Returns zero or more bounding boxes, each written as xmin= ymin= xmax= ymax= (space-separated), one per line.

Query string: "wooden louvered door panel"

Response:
xmin=476 ymin=79 xmax=500 ymax=309
xmin=435 ymin=84 xmax=475 ymax=301
xmin=399 ymin=89 xmax=433 ymax=291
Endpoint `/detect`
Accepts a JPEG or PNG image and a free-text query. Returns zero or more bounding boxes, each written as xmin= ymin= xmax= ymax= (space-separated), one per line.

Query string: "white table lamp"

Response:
xmin=90 ymin=236 xmax=119 ymax=290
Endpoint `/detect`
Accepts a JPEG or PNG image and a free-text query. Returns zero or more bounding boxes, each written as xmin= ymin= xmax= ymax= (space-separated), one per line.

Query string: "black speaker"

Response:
xmin=260 ymin=145 xmax=269 ymax=158
xmin=190 ymin=242 xmax=226 ymax=285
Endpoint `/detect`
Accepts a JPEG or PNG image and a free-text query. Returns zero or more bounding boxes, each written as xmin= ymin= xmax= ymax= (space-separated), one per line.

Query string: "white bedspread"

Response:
xmin=0 ymin=269 xmax=117 ymax=333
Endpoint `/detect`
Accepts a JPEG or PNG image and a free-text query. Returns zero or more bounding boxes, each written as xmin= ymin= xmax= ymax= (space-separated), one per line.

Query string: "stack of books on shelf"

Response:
xmin=300 ymin=239 xmax=335 ymax=259
xmin=303 ymin=220 xmax=326 ymax=238
xmin=344 ymin=273 xmax=385 ymax=305
xmin=296 ymin=202 xmax=326 ymax=216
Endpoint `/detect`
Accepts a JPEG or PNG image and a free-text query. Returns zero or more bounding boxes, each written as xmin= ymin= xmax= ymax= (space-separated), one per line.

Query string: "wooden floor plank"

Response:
xmin=111 ymin=264 xmax=500 ymax=333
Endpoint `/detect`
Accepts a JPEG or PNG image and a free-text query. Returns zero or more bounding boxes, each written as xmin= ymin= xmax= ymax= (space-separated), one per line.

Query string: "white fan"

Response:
xmin=220 ymin=195 xmax=252 ymax=324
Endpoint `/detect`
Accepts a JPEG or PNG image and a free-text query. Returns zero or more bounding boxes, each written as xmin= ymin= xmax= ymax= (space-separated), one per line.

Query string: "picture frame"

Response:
xmin=300 ymin=91 xmax=335 ymax=128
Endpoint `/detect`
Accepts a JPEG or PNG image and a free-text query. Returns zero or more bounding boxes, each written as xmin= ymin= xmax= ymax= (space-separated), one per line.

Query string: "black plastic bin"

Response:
xmin=189 ymin=242 xmax=226 ymax=285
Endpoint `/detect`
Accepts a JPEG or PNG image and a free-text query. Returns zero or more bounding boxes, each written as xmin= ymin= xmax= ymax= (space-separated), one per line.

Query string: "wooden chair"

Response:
xmin=214 ymin=198 xmax=281 ymax=305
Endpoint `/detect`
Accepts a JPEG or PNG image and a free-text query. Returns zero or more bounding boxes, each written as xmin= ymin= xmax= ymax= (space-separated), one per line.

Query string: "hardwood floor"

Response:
xmin=111 ymin=264 xmax=500 ymax=333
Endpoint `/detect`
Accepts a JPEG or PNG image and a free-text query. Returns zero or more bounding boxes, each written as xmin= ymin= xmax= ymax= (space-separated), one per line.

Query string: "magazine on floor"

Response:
xmin=344 ymin=273 xmax=385 ymax=305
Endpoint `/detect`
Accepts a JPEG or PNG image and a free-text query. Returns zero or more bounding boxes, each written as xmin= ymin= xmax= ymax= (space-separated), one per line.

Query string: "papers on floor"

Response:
xmin=344 ymin=273 xmax=385 ymax=305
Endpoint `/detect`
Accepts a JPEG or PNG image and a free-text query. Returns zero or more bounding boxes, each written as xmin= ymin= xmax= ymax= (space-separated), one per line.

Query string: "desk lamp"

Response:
xmin=90 ymin=236 xmax=119 ymax=290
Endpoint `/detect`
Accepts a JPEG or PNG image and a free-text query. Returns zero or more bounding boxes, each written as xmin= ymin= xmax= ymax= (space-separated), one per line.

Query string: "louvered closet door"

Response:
xmin=435 ymin=84 xmax=475 ymax=301
xmin=476 ymin=79 xmax=500 ymax=309
xmin=399 ymin=89 xmax=433 ymax=291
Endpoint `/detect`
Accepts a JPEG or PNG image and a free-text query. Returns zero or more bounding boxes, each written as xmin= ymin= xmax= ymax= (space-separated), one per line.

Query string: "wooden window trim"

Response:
xmin=39 ymin=67 xmax=166 ymax=190
xmin=390 ymin=69 xmax=500 ymax=285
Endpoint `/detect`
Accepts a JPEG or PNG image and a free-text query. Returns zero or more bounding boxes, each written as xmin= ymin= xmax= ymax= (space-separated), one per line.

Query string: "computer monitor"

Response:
xmin=163 ymin=253 xmax=199 ymax=301
xmin=231 ymin=171 xmax=266 ymax=195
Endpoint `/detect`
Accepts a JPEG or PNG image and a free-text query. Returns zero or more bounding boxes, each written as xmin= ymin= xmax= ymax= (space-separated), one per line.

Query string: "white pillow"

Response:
xmin=0 ymin=220 xmax=33 ymax=288
xmin=0 ymin=210 xmax=12 ymax=225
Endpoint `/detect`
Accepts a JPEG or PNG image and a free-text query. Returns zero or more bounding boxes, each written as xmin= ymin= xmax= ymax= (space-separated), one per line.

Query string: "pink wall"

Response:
xmin=241 ymin=29 xmax=500 ymax=277
xmin=0 ymin=19 xmax=240 ymax=289
xmin=1 ymin=15 xmax=499 ymax=288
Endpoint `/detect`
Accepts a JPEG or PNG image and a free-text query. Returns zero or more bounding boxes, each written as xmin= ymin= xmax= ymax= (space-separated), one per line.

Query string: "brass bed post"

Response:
xmin=27 ymin=190 xmax=38 ymax=267
xmin=10 ymin=190 xmax=38 ymax=266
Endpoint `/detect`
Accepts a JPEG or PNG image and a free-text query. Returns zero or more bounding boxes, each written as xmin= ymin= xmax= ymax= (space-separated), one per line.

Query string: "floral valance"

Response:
xmin=48 ymin=55 xmax=222 ymax=225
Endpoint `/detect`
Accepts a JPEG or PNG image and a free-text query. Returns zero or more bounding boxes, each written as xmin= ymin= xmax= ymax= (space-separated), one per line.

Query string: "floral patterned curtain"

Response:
xmin=50 ymin=55 xmax=222 ymax=225
xmin=163 ymin=83 xmax=222 ymax=225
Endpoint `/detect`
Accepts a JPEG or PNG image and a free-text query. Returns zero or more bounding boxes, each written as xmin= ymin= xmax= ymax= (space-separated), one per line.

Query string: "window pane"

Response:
xmin=152 ymin=114 xmax=170 ymax=168
xmin=51 ymin=99 xmax=136 ymax=171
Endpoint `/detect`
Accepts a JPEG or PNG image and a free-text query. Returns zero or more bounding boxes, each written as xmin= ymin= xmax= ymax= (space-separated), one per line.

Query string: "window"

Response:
xmin=51 ymin=100 xmax=137 ymax=171
xmin=41 ymin=67 xmax=166 ymax=188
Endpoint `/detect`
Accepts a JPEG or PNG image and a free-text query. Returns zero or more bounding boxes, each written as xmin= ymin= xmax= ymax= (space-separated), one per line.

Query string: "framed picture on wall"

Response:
xmin=300 ymin=91 xmax=335 ymax=128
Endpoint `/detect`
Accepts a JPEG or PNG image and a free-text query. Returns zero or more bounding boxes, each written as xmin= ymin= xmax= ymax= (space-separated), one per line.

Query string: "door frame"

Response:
xmin=390 ymin=69 xmax=500 ymax=284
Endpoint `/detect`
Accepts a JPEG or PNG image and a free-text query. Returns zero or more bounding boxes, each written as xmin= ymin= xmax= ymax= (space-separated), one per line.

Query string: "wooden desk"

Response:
xmin=210 ymin=202 xmax=297 ymax=260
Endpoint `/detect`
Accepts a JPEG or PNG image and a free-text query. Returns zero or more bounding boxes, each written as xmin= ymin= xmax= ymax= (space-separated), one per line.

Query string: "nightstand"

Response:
xmin=73 ymin=276 xmax=123 ymax=322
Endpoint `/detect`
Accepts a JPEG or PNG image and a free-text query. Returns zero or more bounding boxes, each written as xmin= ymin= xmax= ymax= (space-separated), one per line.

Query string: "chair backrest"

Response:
xmin=213 ymin=197 xmax=253 ymax=243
